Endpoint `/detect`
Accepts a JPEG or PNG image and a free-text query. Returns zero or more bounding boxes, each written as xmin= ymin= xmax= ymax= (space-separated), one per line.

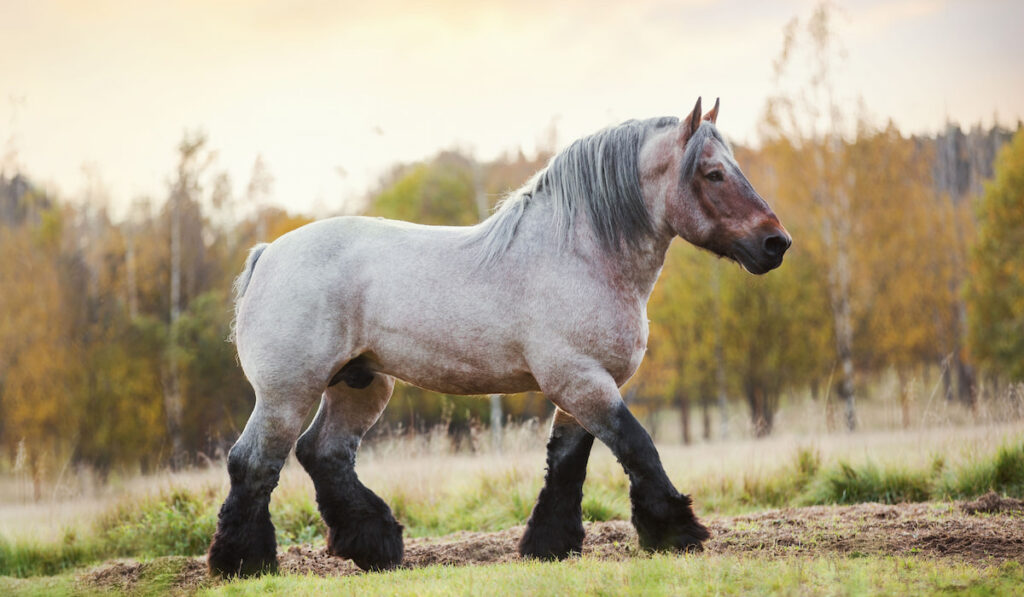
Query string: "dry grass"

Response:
xmin=1 ymin=378 xmax=1022 ymax=548
xmin=3 ymin=417 xmax=1022 ymax=545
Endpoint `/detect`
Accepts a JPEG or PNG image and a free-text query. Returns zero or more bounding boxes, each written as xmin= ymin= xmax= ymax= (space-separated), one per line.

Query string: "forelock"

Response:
xmin=680 ymin=122 xmax=730 ymax=182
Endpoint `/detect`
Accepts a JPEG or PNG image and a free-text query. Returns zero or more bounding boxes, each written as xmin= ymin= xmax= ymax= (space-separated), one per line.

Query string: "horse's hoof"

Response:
xmin=328 ymin=513 xmax=405 ymax=571
xmin=632 ymin=492 xmax=710 ymax=553
xmin=518 ymin=518 xmax=585 ymax=560
xmin=207 ymin=530 xmax=278 ymax=577
xmin=207 ymin=496 xmax=279 ymax=577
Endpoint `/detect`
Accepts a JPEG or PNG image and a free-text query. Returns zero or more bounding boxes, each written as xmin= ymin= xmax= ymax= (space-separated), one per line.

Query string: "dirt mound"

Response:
xmin=960 ymin=491 xmax=1024 ymax=515
xmin=82 ymin=557 xmax=215 ymax=596
xmin=275 ymin=520 xmax=640 ymax=577
xmin=709 ymin=501 xmax=1024 ymax=562
xmin=79 ymin=499 xmax=1024 ymax=594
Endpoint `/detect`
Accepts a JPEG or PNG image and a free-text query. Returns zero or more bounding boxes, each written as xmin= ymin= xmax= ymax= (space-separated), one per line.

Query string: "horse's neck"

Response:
xmin=517 ymin=203 xmax=672 ymax=303
xmin=601 ymin=233 xmax=674 ymax=303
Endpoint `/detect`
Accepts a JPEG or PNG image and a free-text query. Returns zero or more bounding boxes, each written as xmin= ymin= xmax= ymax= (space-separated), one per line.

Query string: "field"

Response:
xmin=2 ymin=398 xmax=1024 ymax=595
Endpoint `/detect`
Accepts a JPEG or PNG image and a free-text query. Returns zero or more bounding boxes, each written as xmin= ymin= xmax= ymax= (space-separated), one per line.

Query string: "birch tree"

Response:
xmin=763 ymin=3 xmax=858 ymax=429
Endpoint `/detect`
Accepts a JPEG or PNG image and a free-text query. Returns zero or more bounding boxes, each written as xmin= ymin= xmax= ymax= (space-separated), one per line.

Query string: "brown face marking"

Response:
xmin=683 ymin=135 xmax=787 ymax=266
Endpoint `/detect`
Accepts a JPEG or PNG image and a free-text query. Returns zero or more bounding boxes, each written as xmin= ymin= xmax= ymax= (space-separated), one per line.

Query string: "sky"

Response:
xmin=1 ymin=0 xmax=1022 ymax=219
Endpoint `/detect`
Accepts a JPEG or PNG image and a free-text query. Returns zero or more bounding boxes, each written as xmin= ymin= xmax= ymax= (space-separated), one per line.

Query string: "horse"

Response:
xmin=207 ymin=97 xmax=791 ymax=576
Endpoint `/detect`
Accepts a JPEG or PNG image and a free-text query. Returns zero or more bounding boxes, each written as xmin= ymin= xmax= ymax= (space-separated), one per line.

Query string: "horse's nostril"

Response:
xmin=763 ymin=234 xmax=791 ymax=258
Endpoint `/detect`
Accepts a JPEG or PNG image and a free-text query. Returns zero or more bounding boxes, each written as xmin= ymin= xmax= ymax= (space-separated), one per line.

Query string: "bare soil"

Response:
xmin=81 ymin=493 xmax=1024 ymax=594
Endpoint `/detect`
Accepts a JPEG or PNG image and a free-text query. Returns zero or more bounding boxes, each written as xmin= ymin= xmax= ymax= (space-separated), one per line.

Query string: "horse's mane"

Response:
xmin=470 ymin=116 xmax=721 ymax=264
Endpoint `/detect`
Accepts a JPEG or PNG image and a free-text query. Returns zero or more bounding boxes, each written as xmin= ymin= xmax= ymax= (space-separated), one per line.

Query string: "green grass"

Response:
xmin=0 ymin=532 xmax=102 ymax=579
xmin=8 ymin=554 xmax=1016 ymax=597
xmin=99 ymin=488 xmax=219 ymax=557
xmin=200 ymin=556 xmax=1023 ymax=597
xmin=800 ymin=461 xmax=933 ymax=505
xmin=4 ymin=554 xmax=1019 ymax=596
xmin=937 ymin=441 xmax=1024 ymax=499
xmin=2 ymin=439 xmax=1023 ymax=580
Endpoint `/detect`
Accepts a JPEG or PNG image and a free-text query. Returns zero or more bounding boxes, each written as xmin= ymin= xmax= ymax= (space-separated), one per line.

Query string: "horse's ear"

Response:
xmin=703 ymin=97 xmax=720 ymax=124
xmin=679 ymin=96 xmax=702 ymax=144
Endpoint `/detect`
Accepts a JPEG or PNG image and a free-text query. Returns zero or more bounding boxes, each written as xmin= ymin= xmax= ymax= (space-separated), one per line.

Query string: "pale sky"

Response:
xmin=1 ymin=0 xmax=1022 ymax=219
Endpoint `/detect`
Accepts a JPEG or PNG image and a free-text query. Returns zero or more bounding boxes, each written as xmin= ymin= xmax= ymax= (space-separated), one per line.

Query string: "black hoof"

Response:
xmin=328 ymin=508 xmax=405 ymax=571
xmin=207 ymin=518 xmax=278 ymax=577
xmin=518 ymin=517 xmax=585 ymax=560
xmin=632 ymin=491 xmax=710 ymax=552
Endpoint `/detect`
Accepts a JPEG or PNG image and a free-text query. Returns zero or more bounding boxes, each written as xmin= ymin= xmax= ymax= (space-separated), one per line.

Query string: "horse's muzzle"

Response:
xmin=732 ymin=230 xmax=791 ymax=275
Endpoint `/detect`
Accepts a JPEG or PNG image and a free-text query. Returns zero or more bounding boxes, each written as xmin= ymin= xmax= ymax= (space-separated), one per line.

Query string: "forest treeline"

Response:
xmin=1 ymin=119 xmax=1021 ymax=480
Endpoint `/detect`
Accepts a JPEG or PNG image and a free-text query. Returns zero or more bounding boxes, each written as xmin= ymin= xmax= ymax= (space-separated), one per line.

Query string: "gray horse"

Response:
xmin=208 ymin=97 xmax=791 ymax=576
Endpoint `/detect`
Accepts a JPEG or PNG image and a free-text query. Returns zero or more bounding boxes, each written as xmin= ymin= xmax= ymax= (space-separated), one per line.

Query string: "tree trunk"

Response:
xmin=489 ymin=394 xmax=502 ymax=453
xmin=824 ymin=251 xmax=856 ymax=432
xmin=165 ymin=184 xmax=185 ymax=468
xmin=951 ymin=300 xmax=976 ymax=406
xmin=125 ymin=234 xmax=139 ymax=320
xmin=677 ymin=394 xmax=691 ymax=445
xmin=747 ymin=386 xmax=774 ymax=438
xmin=936 ymin=126 xmax=977 ymax=407
xmin=713 ymin=262 xmax=729 ymax=440
xmin=898 ymin=368 xmax=912 ymax=429
xmin=821 ymin=156 xmax=856 ymax=432
xmin=700 ymin=395 xmax=711 ymax=441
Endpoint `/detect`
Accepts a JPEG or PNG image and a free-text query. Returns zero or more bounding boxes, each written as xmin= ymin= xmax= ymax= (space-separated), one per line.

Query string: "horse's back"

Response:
xmin=234 ymin=216 xmax=535 ymax=394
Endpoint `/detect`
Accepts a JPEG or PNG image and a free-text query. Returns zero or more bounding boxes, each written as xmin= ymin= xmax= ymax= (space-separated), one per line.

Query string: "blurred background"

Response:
xmin=1 ymin=0 xmax=1023 ymax=496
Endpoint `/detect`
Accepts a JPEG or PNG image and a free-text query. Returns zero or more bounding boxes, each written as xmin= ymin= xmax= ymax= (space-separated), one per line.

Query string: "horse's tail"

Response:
xmin=229 ymin=243 xmax=269 ymax=343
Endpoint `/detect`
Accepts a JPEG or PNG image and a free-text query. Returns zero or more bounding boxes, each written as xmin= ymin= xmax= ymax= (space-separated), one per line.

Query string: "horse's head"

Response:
xmin=645 ymin=97 xmax=791 ymax=274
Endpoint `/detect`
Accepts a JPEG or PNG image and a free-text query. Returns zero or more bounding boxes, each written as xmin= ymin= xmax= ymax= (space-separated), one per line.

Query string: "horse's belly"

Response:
xmin=397 ymin=368 xmax=540 ymax=396
xmin=370 ymin=335 xmax=540 ymax=396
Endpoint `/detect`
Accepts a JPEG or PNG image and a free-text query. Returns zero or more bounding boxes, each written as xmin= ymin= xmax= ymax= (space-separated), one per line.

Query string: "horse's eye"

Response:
xmin=706 ymin=170 xmax=724 ymax=182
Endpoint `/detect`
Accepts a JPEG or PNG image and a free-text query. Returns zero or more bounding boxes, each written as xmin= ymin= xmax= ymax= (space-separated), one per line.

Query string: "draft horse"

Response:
xmin=208 ymin=97 xmax=791 ymax=576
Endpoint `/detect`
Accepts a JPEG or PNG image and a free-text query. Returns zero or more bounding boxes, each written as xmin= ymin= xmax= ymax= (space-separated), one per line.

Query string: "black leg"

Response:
xmin=294 ymin=378 xmax=403 ymax=572
xmin=519 ymin=410 xmax=595 ymax=559
xmin=607 ymin=402 xmax=709 ymax=551
xmin=207 ymin=446 xmax=281 ymax=577
xmin=208 ymin=394 xmax=317 ymax=578
xmin=295 ymin=433 xmax=404 ymax=571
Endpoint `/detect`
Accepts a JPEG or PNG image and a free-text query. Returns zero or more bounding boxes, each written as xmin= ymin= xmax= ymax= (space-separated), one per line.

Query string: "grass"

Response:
xmin=4 ymin=554 xmax=1021 ymax=596
xmin=203 ymin=556 xmax=1023 ymax=597
xmin=938 ymin=441 xmax=1024 ymax=499
xmin=1 ymin=431 xmax=1023 ymax=579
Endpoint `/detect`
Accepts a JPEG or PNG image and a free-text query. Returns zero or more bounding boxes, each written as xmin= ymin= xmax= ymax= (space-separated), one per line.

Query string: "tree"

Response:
xmin=762 ymin=3 xmax=859 ymax=430
xmin=164 ymin=133 xmax=206 ymax=467
xmin=0 ymin=193 xmax=81 ymax=496
xmin=643 ymin=243 xmax=718 ymax=443
xmin=370 ymin=152 xmax=478 ymax=226
xmin=967 ymin=129 xmax=1024 ymax=380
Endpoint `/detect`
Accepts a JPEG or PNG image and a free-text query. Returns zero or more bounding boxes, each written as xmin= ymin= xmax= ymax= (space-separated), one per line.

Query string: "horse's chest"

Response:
xmin=574 ymin=307 xmax=649 ymax=386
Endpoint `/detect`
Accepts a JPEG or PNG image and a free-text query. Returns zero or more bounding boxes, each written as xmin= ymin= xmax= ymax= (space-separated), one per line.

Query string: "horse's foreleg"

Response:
xmin=519 ymin=408 xmax=594 ymax=559
xmin=294 ymin=373 xmax=403 ymax=571
xmin=208 ymin=390 xmax=318 ymax=577
xmin=542 ymin=369 xmax=709 ymax=553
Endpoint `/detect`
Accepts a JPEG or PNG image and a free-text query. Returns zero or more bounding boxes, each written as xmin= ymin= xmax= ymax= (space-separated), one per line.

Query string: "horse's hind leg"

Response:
xmin=519 ymin=408 xmax=595 ymax=559
xmin=208 ymin=386 xmax=320 ymax=577
xmin=294 ymin=372 xmax=403 ymax=571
